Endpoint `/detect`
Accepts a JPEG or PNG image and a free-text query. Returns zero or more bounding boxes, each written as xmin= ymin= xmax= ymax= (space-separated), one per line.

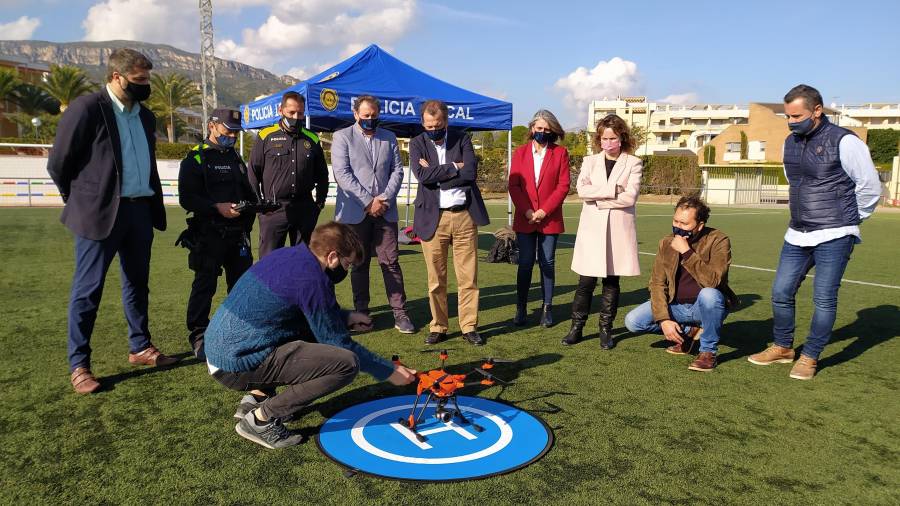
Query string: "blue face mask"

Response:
xmin=788 ymin=116 xmax=815 ymax=137
xmin=358 ymin=118 xmax=379 ymax=131
xmin=425 ymin=129 xmax=446 ymax=142
xmin=672 ymin=226 xmax=694 ymax=239
xmin=216 ymin=135 xmax=236 ymax=148
xmin=532 ymin=131 xmax=557 ymax=145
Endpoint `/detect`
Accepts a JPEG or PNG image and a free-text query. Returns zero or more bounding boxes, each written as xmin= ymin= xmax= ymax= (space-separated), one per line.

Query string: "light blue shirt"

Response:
xmin=106 ymin=84 xmax=154 ymax=197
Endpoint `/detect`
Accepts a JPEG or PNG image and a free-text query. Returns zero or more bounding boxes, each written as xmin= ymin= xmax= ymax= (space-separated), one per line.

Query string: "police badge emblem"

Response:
xmin=321 ymin=88 xmax=339 ymax=111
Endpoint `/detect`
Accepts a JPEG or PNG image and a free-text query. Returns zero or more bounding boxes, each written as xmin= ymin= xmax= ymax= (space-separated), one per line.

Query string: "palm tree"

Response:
xmin=41 ymin=64 xmax=94 ymax=112
xmin=12 ymin=84 xmax=60 ymax=115
xmin=0 ymin=68 xmax=21 ymax=105
xmin=147 ymin=73 xmax=200 ymax=143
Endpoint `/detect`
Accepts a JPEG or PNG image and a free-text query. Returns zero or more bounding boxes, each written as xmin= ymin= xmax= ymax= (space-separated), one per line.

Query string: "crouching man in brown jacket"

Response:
xmin=624 ymin=196 xmax=738 ymax=371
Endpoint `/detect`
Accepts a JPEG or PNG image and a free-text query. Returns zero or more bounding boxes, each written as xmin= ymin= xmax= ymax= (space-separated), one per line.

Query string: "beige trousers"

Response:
xmin=420 ymin=210 xmax=479 ymax=333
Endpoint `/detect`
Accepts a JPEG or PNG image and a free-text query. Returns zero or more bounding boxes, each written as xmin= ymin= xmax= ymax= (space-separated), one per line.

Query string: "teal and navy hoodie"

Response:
xmin=204 ymin=243 xmax=394 ymax=380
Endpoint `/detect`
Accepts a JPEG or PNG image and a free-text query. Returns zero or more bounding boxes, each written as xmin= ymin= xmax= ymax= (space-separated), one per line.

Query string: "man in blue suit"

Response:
xmin=331 ymin=95 xmax=414 ymax=334
xmin=48 ymin=48 xmax=178 ymax=394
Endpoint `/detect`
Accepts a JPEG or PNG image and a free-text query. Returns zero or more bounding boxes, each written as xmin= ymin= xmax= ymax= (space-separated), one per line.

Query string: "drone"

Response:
xmin=391 ymin=350 xmax=513 ymax=442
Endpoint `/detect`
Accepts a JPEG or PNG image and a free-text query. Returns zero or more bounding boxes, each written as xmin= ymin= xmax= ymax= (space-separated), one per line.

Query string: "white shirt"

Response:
xmin=434 ymin=138 xmax=467 ymax=208
xmin=783 ymin=135 xmax=882 ymax=247
xmin=532 ymin=142 xmax=547 ymax=185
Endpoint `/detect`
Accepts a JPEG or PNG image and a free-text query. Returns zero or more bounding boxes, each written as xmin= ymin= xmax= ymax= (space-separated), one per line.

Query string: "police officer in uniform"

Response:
xmin=178 ymin=107 xmax=257 ymax=357
xmin=249 ymin=91 xmax=329 ymax=257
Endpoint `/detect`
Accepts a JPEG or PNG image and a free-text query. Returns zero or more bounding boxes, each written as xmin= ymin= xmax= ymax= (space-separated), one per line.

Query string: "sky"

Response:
xmin=1 ymin=0 xmax=899 ymax=128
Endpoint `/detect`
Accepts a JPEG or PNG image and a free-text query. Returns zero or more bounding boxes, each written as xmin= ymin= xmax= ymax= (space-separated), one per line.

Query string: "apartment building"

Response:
xmin=0 ymin=56 xmax=51 ymax=138
xmin=586 ymin=97 xmax=750 ymax=155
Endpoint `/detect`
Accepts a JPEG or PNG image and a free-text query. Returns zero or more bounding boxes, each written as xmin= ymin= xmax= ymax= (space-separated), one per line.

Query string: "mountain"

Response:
xmin=0 ymin=39 xmax=298 ymax=108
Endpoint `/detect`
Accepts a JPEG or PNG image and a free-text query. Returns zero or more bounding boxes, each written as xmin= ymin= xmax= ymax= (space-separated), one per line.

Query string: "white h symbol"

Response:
xmin=390 ymin=421 xmax=478 ymax=450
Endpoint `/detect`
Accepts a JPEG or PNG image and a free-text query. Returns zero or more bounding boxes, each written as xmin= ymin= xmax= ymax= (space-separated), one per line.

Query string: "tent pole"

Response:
xmin=507 ymin=130 xmax=512 ymax=226
xmin=404 ymin=157 xmax=412 ymax=228
xmin=239 ymin=131 xmax=244 ymax=159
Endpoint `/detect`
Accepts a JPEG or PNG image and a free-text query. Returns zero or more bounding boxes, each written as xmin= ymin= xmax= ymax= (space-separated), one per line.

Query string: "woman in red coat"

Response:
xmin=507 ymin=109 xmax=571 ymax=327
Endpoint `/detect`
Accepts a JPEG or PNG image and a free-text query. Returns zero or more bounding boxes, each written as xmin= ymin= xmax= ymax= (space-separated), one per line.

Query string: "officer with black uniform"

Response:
xmin=248 ymin=91 xmax=329 ymax=257
xmin=178 ymin=107 xmax=256 ymax=357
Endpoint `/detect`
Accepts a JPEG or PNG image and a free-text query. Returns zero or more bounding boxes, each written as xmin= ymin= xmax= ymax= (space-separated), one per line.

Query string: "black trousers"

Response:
xmin=214 ymin=341 xmax=359 ymax=420
xmin=186 ymin=228 xmax=253 ymax=341
xmin=258 ymin=199 xmax=321 ymax=258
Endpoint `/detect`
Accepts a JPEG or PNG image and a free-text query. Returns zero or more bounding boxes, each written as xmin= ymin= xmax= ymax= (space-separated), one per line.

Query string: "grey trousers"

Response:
xmin=214 ymin=340 xmax=359 ymax=420
xmin=349 ymin=215 xmax=408 ymax=314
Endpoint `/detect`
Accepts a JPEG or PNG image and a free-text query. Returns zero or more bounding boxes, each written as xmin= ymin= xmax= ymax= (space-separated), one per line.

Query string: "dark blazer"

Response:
xmin=47 ymin=89 xmax=166 ymax=240
xmin=409 ymin=130 xmax=489 ymax=241
xmin=508 ymin=142 xmax=570 ymax=235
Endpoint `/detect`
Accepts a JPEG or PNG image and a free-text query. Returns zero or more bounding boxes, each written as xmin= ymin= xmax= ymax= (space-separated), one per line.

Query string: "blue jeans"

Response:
xmin=771 ymin=236 xmax=855 ymax=360
xmin=516 ymin=232 xmax=558 ymax=305
xmin=624 ymin=288 xmax=728 ymax=353
xmin=67 ymin=200 xmax=155 ymax=371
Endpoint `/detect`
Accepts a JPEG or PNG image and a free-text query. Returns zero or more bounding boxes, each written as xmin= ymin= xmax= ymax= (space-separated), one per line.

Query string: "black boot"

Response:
xmin=597 ymin=282 xmax=620 ymax=350
xmin=561 ymin=312 xmax=586 ymax=345
xmin=562 ymin=278 xmax=594 ymax=345
xmin=540 ymin=304 xmax=553 ymax=327
xmin=513 ymin=304 xmax=527 ymax=326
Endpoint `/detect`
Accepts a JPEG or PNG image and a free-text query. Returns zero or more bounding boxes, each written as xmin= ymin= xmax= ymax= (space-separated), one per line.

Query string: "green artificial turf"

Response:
xmin=1 ymin=203 xmax=897 ymax=505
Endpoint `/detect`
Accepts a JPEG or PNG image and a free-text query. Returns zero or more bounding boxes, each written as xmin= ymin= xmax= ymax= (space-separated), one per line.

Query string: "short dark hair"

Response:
xmin=353 ymin=95 xmax=379 ymax=112
xmin=592 ymin=114 xmax=634 ymax=153
xmin=675 ymin=194 xmax=710 ymax=224
xmin=420 ymin=99 xmax=448 ymax=121
xmin=281 ymin=91 xmax=305 ymax=108
xmin=106 ymin=48 xmax=153 ymax=82
xmin=784 ymin=84 xmax=823 ymax=111
xmin=309 ymin=222 xmax=365 ymax=266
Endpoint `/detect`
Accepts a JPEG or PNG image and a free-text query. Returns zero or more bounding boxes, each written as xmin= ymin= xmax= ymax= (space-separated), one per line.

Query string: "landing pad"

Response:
xmin=316 ymin=395 xmax=553 ymax=482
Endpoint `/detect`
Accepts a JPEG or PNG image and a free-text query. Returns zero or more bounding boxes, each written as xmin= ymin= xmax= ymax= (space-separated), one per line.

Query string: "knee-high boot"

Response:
xmin=562 ymin=277 xmax=595 ymax=345
xmin=597 ymin=282 xmax=620 ymax=350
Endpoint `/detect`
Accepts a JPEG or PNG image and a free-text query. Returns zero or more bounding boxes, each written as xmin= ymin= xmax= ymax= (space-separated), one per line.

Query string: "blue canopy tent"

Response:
xmin=239 ymin=44 xmax=515 ymax=225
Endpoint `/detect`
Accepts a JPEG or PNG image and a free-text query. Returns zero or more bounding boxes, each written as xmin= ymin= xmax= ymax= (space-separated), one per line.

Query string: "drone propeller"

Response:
xmin=419 ymin=348 xmax=458 ymax=354
xmin=480 ymin=357 xmax=514 ymax=364
xmin=474 ymin=367 xmax=512 ymax=385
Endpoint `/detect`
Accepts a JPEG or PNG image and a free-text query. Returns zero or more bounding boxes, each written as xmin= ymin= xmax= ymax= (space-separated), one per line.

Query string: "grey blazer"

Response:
xmin=331 ymin=124 xmax=405 ymax=224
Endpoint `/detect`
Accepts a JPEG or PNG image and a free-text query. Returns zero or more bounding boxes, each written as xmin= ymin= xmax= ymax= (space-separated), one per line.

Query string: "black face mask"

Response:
xmin=282 ymin=116 xmax=303 ymax=132
xmin=326 ymin=263 xmax=348 ymax=285
xmin=425 ymin=129 xmax=446 ymax=142
xmin=123 ymin=80 xmax=151 ymax=102
xmin=672 ymin=226 xmax=695 ymax=239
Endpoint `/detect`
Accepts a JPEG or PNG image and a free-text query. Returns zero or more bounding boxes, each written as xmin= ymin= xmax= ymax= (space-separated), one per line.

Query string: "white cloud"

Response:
xmin=554 ymin=57 xmax=641 ymax=123
xmin=82 ymin=0 xmax=196 ymax=49
xmin=285 ymin=61 xmax=336 ymax=81
xmin=216 ymin=0 xmax=416 ymax=68
xmin=659 ymin=92 xmax=698 ymax=104
xmin=0 ymin=15 xmax=41 ymax=39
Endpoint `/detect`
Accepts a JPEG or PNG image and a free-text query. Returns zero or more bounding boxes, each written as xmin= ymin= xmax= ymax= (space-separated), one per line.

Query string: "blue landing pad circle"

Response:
xmin=316 ymin=395 xmax=553 ymax=482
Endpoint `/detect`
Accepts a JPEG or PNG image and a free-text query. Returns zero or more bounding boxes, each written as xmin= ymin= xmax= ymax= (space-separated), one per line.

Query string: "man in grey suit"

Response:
xmin=331 ymin=95 xmax=414 ymax=334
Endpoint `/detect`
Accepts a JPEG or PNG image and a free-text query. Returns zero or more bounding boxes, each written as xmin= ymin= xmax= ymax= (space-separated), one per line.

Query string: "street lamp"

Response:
xmin=31 ymin=117 xmax=42 ymax=140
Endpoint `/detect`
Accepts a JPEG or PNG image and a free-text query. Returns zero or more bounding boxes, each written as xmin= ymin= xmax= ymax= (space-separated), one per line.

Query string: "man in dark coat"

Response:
xmin=48 ymin=48 xmax=177 ymax=394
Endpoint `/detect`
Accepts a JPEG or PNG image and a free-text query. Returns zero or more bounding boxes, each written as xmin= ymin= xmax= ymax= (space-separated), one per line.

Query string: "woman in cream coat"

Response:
xmin=562 ymin=114 xmax=642 ymax=349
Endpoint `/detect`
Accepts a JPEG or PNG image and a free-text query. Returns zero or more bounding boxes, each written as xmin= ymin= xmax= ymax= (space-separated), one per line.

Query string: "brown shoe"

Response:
xmin=688 ymin=352 xmax=716 ymax=372
xmin=747 ymin=345 xmax=795 ymax=365
xmin=789 ymin=355 xmax=817 ymax=380
xmin=666 ymin=326 xmax=702 ymax=355
xmin=128 ymin=345 xmax=179 ymax=367
xmin=71 ymin=367 xmax=100 ymax=394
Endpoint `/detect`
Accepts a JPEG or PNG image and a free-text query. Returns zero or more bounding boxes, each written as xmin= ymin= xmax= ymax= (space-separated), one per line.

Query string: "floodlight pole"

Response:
xmin=199 ymin=0 xmax=217 ymax=127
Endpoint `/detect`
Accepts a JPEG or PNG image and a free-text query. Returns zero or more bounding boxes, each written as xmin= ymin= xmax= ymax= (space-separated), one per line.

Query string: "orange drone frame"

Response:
xmin=391 ymin=350 xmax=511 ymax=442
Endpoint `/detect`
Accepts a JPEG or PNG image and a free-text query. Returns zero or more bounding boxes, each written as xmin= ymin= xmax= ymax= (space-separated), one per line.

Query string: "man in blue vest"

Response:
xmin=748 ymin=84 xmax=881 ymax=380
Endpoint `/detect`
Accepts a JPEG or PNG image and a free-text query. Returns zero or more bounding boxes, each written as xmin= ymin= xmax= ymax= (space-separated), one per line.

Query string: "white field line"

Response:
xmin=475 ymin=231 xmax=900 ymax=291
xmin=489 ymin=211 xmax=784 ymax=220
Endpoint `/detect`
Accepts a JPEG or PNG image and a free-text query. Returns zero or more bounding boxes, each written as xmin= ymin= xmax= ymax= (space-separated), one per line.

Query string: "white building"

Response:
xmin=835 ymin=103 xmax=900 ymax=130
xmin=587 ymin=97 xmax=749 ymax=155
